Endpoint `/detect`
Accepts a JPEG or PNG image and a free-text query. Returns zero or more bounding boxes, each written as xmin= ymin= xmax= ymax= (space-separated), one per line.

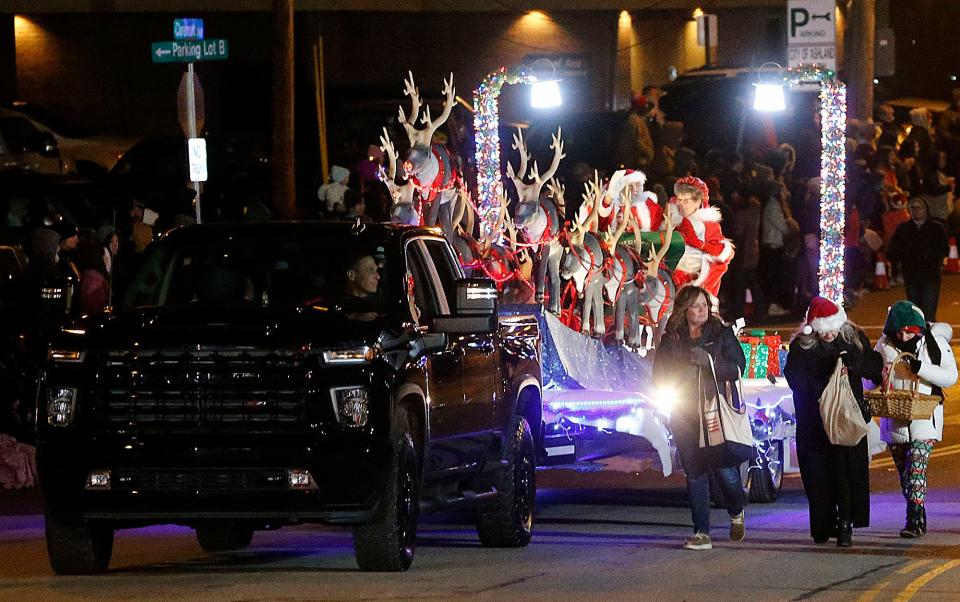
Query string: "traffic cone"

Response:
xmin=947 ymin=238 xmax=960 ymax=274
xmin=874 ymin=252 xmax=890 ymax=290
xmin=744 ymin=288 xmax=754 ymax=319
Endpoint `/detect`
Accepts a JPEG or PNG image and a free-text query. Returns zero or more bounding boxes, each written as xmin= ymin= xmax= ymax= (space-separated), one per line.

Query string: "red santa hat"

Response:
xmin=673 ymin=176 xmax=710 ymax=208
xmin=802 ymin=296 xmax=847 ymax=335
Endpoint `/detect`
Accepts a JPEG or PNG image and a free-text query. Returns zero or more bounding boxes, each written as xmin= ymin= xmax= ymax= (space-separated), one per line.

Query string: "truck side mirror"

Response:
xmin=430 ymin=278 xmax=497 ymax=334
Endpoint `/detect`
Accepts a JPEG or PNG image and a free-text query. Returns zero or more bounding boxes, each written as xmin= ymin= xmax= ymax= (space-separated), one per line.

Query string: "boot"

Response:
xmin=900 ymin=504 xmax=923 ymax=538
xmin=837 ymin=521 xmax=853 ymax=547
xmin=919 ymin=506 xmax=927 ymax=534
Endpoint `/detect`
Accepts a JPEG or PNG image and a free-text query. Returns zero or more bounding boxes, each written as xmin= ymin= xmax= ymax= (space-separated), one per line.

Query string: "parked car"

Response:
xmin=38 ymin=221 xmax=542 ymax=574
xmin=0 ymin=108 xmax=61 ymax=175
xmin=5 ymin=101 xmax=137 ymax=174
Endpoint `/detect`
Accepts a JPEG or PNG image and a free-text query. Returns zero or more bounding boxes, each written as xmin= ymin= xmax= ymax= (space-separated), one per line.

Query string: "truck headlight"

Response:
xmin=323 ymin=346 xmax=376 ymax=365
xmin=47 ymin=387 xmax=78 ymax=426
xmin=48 ymin=349 xmax=85 ymax=363
xmin=330 ymin=386 xmax=369 ymax=427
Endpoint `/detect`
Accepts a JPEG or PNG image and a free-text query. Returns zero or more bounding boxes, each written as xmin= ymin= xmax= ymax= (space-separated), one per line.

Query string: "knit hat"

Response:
xmin=802 ymin=296 xmax=847 ymax=335
xmin=882 ymin=300 xmax=926 ymax=337
xmin=52 ymin=219 xmax=78 ymax=240
xmin=331 ymin=165 xmax=350 ymax=184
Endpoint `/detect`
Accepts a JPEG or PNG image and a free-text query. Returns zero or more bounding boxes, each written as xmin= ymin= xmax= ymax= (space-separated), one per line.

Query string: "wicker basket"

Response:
xmin=865 ymin=352 xmax=941 ymax=421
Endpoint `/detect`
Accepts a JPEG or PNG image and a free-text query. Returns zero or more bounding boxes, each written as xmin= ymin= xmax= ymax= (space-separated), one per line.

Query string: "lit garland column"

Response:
xmin=817 ymin=79 xmax=846 ymax=303
xmin=473 ymin=67 xmax=533 ymax=241
xmin=786 ymin=64 xmax=846 ymax=304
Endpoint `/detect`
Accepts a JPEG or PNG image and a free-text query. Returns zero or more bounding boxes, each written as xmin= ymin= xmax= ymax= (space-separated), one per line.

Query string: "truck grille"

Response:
xmin=112 ymin=468 xmax=288 ymax=492
xmin=99 ymin=348 xmax=313 ymax=433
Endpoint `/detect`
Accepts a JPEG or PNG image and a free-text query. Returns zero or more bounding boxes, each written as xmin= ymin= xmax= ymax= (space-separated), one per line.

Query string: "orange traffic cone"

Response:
xmin=744 ymin=288 xmax=754 ymax=319
xmin=948 ymin=238 xmax=960 ymax=274
xmin=874 ymin=252 xmax=890 ymax=290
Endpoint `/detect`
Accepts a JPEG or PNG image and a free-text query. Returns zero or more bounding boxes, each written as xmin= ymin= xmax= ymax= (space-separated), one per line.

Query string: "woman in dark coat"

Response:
xmin=654 ymin=285 xmax=747 ymax=551
xmin=784 ymin=296 xmax=883 ymax=547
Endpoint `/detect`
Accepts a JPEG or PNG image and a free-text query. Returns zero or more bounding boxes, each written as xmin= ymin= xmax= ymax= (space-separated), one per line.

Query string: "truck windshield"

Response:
xmin=121 ymin=234 xmax=388 ymax=313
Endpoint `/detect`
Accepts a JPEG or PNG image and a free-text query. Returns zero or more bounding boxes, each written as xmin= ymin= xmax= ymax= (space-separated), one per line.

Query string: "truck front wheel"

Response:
xmin=195 ymin=523 xmax=255 ymax=552
xmin=476 ymin=416 xmax=536 ymax=547
xmin=45 ymin=514 xmax=114 ymax=575
xmin=352 ymin=414 xmax=419 ymax=571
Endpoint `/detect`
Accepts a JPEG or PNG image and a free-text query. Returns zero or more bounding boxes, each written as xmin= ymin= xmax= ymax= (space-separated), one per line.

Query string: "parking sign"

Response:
xmin=787 ymin=0 xmax=836 ymax=74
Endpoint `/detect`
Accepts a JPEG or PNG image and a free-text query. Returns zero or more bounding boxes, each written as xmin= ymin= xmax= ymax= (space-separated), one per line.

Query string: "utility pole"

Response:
xmin=272 ymin=0 xmax=296 ymax=218
xmin=845 ymin=0 xmax=876 ymax=121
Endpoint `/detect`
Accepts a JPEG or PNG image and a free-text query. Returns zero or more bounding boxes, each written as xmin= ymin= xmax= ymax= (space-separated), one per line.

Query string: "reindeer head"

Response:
xmin=379 ymin=127 xmax=418 ymax=225
xmin=397 ymin=71 xmax=455 ymax=178
xmin=506 ymin=127 xmax=565 ymax=229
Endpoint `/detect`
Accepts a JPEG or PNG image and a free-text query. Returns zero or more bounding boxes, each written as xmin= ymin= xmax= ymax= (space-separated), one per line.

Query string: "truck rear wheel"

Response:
xmin=352 ymin=413 xmax=419 ymax=571
xmin=476 ymin=416 xmax=536 ymax=547
xmin=45 ymin=515 xmax=114 ymax=575
xmin=748 ymin=440 xmax=784 ymax=503
xmin=195 ymin=523 xmax=255 ymax=552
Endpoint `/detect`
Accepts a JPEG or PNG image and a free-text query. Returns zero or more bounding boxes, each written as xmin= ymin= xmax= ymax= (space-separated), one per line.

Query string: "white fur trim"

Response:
xmin=607 ymin=169 xmax=647 ymax=204
xmin=690 ymin=205 xmax=722 ymax=224
xmin=631 ymin=202 xmax=652 ymax=231
xmin=714 ymin=239 xmax=735 ymax=262
xmin=810 ymin=306 xmax=847 ymax=335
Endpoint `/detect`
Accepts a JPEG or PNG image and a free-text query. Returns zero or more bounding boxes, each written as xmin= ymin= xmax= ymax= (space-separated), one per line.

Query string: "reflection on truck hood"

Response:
xmin=79 ymin=305 xmax=384 ymax=349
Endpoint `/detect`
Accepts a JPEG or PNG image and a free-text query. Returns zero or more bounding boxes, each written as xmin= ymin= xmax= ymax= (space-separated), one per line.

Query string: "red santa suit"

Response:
xmin=669 ymin=199 xmax=734 ymax=303
xmin=605 ymin=169 xmax=663 ymax=233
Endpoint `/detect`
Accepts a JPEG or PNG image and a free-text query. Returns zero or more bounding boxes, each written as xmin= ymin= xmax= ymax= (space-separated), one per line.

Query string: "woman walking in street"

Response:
xmin=653 ymin=285 xmax=747 ymax=550
xmin=875 ymin=301 xmax=957 ymax=537
xmin=784 ymin=297 xmax=883 ymax=546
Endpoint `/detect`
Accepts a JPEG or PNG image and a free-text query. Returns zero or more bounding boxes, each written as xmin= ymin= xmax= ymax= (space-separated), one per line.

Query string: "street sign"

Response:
xmin=787 ymin=0 xmax=836 ymax=73
xmin=174 ymin=18 xmax=204 ymax=40
xmin=187 ymin=138 xmax=208 ymax=182
xmin=151 ymin=39 xmax=228 ymax=63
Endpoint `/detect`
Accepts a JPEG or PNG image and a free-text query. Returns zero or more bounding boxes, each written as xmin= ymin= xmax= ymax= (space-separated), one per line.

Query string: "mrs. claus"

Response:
xmin=668 ymin=176 xmax=734 ymax=307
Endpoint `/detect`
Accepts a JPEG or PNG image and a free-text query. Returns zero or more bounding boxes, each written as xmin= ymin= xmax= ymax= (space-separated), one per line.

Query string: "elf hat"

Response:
xmin=802 ymin=296 xmax=847 ymax=335
xmin=882 ymin=300 xmax=926 ymax=337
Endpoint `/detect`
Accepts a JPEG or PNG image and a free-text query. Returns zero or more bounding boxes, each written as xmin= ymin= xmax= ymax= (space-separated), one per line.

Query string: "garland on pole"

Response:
xmin=473 ymin=66 xmax=534 ymax=241
xmin=784 ymin=63 xmax=845 ymax=304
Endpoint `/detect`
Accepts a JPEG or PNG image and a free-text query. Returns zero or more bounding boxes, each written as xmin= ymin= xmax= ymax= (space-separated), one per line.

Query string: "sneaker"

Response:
xmin=729 ymin=511 xmax=745 ymax=542
xmin=683 ymin=532 xmax=712 ymax=550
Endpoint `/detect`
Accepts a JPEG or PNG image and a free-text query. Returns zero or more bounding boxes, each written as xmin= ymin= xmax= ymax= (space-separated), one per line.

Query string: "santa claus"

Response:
xmin=668 ymin=176 xmax=734 ymax=307
xmin=605 ymin=169 xmax=664 ymax=233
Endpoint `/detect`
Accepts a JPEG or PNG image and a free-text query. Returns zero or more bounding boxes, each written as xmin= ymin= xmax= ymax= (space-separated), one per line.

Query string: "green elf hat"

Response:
xmin=882 ymin=301 xmax=926 ymax=337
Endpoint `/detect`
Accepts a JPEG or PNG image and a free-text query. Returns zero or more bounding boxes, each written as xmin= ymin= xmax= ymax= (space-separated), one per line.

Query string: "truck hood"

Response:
xmin=73 ymin=305 xmax=385 ymax=350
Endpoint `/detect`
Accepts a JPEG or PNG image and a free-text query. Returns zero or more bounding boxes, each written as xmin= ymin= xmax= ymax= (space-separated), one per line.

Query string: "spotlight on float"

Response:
xmin=651 ymin=385 xmax=676 ymax=416
xmin=753 ymin=62 xmax=786 ymax=112
xmin=528 ymin=58 xmax=562 ymax=109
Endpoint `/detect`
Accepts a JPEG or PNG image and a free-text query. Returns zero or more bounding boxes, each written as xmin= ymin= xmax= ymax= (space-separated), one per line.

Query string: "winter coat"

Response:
xmin=887 ymin=219 xmax=949 ymax=283
xmin=784 ymin=329 xmax=883 ymax=451
xmin=653 ymin=319 xmax=746 ymax=475
xmin=875 ymin=323 xmax=958 ymax=443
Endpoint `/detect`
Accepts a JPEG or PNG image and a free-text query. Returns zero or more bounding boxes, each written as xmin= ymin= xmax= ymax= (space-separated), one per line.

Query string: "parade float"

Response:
xmin=374 ymin=69 xmax=869 ymax=502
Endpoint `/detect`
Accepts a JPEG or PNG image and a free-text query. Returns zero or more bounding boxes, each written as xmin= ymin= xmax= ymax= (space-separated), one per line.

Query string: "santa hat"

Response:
xmin=802 ymin=296 xmax=847 ymax=335
xmin=673 ymin=176 xmax=710 ymax=208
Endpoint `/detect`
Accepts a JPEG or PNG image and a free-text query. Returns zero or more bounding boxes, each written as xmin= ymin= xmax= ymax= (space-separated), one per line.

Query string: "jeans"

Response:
xmin=904 ymin=277 xmax=941 ymax=321
xmin=686 ymin=465 xmax=745 ymax=535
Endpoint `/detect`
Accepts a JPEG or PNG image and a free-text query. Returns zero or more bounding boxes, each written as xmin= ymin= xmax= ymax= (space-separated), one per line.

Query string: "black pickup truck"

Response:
xmin=37 ymin=221 xmax=542 ymax=573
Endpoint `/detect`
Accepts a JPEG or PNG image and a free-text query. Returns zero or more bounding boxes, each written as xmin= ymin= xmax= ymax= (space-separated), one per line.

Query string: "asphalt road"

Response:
xmin=4 ymin=277 xmax=960 ymax=601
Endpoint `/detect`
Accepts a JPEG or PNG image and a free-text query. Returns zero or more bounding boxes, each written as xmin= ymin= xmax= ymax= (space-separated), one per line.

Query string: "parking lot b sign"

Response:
xmin=787 ymin=0 xmax=836 ymax=72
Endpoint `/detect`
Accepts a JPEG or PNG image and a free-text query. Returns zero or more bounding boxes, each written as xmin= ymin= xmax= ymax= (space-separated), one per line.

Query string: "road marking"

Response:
xmin=894 ymin=559 xmax=960 ymax=602
xmin=857 ymin=560 xmax=931 ymax=602
xmin=871 ymin=443 xmax=960 ymax=469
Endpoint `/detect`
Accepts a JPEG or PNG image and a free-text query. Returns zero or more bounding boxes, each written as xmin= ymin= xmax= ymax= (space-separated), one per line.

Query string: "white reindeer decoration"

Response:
xmin=506 ymin=127 xmax=565 ymax=314
xmin=397 ymin=71 xmax=460 ymax=236
xmin=560 ymin=173 xmax=607 ymax=337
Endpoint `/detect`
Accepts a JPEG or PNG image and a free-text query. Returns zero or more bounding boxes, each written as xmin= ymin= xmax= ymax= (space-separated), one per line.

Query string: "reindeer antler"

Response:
xmin=605 ymin=204 xmax=632 ymax=249
xmin=643 ymin=209 xmax=675 ymax=279
xmin=420 ymin=73 xmax=455 ymax=146
xmin=379 ymin=127 xmax=398 ymax=182
xmin=571 ymin=171 xmax=604 ymax=245
xmin=546 ymin=179 xmax=566 ymax=219
xmin=507 ymin=128 xmax=531 ymax=185
xmin=398 ymin=71 xmax=422 ymax=144
xmin=529 ymin=128 xmax=565 ymax=200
